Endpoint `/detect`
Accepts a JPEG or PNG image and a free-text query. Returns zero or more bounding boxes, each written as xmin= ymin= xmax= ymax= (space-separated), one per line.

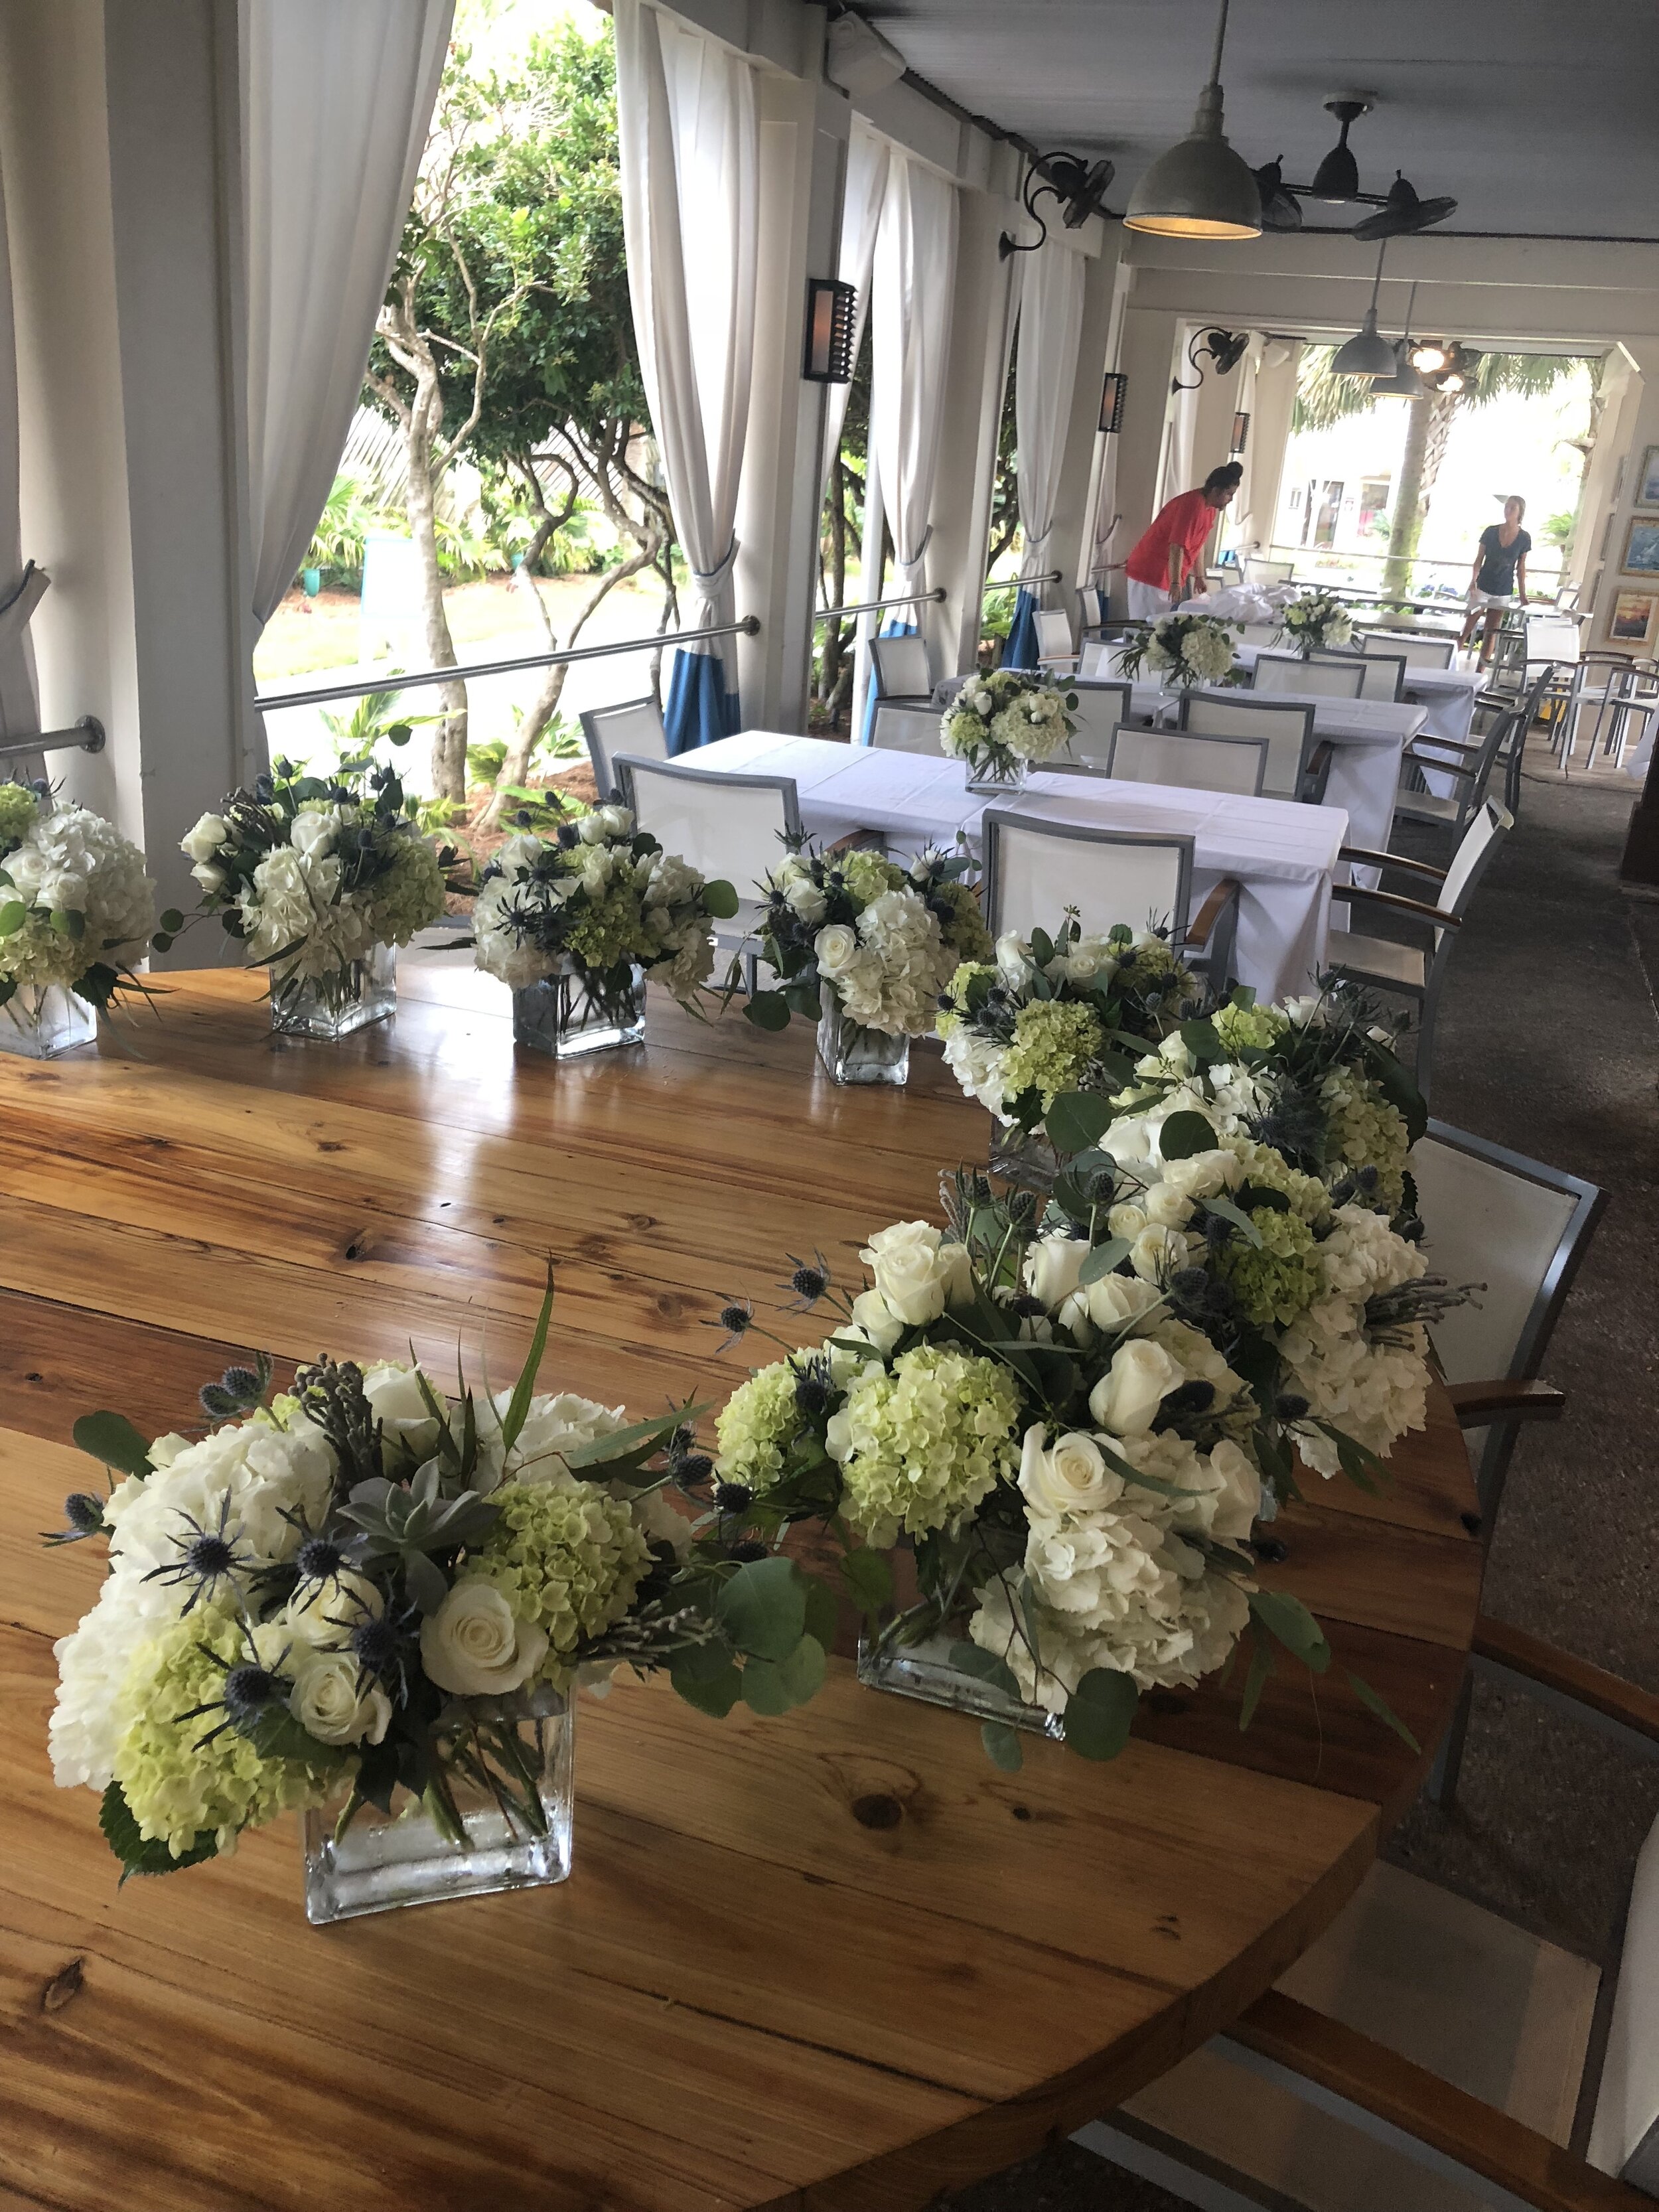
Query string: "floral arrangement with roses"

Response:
xmin=48 ymin=1282 xmax=831 ymax=1880
xmin=1118 ymin=611 xmax=1240 ymax=690
xmin=0 ymin=780 xmax=155 ymax=1027
xmin=1277 ymin=590 xmax=1354 ymax=658
xmin=745 ymin=843 xmax=992 ymax=1041
xmin=940 ymin=668 xmax=1077 ymax=782
xmin=178 ymin=753 xmax=445 ymax=1020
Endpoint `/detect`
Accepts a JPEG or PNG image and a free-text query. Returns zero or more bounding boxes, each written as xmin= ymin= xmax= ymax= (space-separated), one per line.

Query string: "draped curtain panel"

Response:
xmin=614 ymin=0 xmax=758 ymax=753
xmin=1003 ymin=237 xmax=1085 ymax=671
xmin=820 ymin=119 xmax=889 ymax=501
xmin=243 ymin=0 xmax=453 ymax=632
xmin=869 ymin=151 xmax=958 ymax=609
xmin=0 ymin=125 xmax=43 ymax=745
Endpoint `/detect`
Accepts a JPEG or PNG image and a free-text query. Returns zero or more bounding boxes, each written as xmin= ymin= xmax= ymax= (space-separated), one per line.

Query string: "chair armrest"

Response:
xmin=1226 ymin=1991 xmax=1652 ymax=2212
xmin=1473 ymin=1615 xmax=1659 ymax=1751
xmin=824 ymin=829 xmax=885 ymax=857
xmin=1187 ymin=877 xmax=1241 ymax=949
xmin=1402 ymin=745 xmax=1480 ymax=783
xmin=1410 ymin=732 xmax=1487 ymax=757
xmin=1340 ymin=884 xmax=1460 ymax=928
xmin=1340 ymin=845 xmax=1447 ymax=881
xmin=1444 ymin=1378 xmax=1565 ymax=1425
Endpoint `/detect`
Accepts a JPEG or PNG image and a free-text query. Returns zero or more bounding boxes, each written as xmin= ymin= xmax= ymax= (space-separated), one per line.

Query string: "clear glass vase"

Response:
xmin=964 ymin=751 xmax=1029 ymax=799
xmin=301 ymin=1701 xmax=573 ymax=1926
xmin=513 ymin=958 xmax=647 ymax=1057
xmin=817 ymin=987 xmax=909 ymax=1086
xmin=271 ymin=942 xmax=397 ymax=1040
xmin=988 ymin=1122 xmax=1060 ymax=1193
xmin=857 ymin=1623 xmax=1064 ymax=1742
xmin=0 ymin=982 xmax=96 ymax=1059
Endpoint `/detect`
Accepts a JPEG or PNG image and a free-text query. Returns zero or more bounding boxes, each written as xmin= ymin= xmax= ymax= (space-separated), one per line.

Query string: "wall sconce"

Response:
xmin=1100 ymin=371 xmax=1127 ymax=433
xmin=802 ymin=277 xmax=855 ymax=383
xmin=1230 ymin=409 xmax=1250 ymax=455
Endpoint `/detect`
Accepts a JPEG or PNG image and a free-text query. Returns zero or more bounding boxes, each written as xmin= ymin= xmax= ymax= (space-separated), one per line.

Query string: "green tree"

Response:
xmin=1293 ymin=349 xmax=1595 ymax=601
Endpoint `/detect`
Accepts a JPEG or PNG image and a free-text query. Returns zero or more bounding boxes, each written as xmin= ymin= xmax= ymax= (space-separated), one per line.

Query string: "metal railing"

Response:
xmin=0 ymin=715 xmax=106 ymax=763
xmin=985 ymin=570 xmax=1063 ymax=591
xmin=253 ymin=615 xmax=760 ymax=715
xmin=812 ymin=587 xmax=945 ymax=624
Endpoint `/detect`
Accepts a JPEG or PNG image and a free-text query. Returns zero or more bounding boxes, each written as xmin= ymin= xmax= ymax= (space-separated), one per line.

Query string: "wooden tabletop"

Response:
xmin=0 ymin=969 xmax=1483 ymax=2212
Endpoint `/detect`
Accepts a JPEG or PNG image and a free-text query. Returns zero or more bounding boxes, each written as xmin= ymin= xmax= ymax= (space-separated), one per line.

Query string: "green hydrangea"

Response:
xmin=1218 ymin=1205 xmax=1323 ymax=1327
xmin=1213 ymin=1001 xmax=1287 ymax=1056
xmin=364 ymin=833 xmax=446 ymax=945
xmin=565 ymin=878 xmax=648 ymax=972
xmin=0 ymin=782 xmax=39 ymax=853
xmin=715 ymin=1361 xmax=805 ymax=1492
xmin=1321 ymin=1067 xmax=1408 ymax=1210
xmin=935 ymin=960 xmax=996 ymax=1041
xmin=1224 ymin=1136 xmax=1331 ymax=1224
xmin=467 ymin=1480 xmax=651 ymax=1680
xmin=111 ymin=1604 xmax=337 ymax=1859
xmin=839 ymin=849 xmax=905 ymax=909
xmin=833 ymin=1344 xmax=1021 ymax=1546
xmin=932 ymin=878 xmax=993 ymax=963
xmin=1001 ymin=1000 xmax=1103 ymax=1110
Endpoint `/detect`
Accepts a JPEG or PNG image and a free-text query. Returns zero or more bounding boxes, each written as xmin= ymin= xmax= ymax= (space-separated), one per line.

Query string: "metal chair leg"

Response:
xmin=1429 ymin=1668 xmax=1474 ymax=1810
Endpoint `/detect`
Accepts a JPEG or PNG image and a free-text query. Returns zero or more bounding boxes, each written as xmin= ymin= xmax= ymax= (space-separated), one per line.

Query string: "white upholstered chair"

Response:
xmin=869 ymin=703 xmax=946 ymax=755
xmin=1242 ymin=556 xmax=1295 ymax=588
xmin=1313 ymin=646 xmax=1405 ymax=702
xmin=1035 ymin=607 xmax=1078 ymax=671
xmin=613 ymin=753 xmax=800 ymax=984
xmin=1056 ymin=680 xmax=1133 ymax=769
xmin=1177 ymin=692 xmax=1325 ymax=802
xmin=1106 ymin=724 xmax=1267 ymax=796
xmin=869 ymin=632 xmax=932 ymax=705
xmin=581 ymin=696 xmax=668 ymax=797
xmin=1358 ymin=627 xmax=1458 ymax=670
xmin=1252 ymin=650 xmax=1366 ymax=701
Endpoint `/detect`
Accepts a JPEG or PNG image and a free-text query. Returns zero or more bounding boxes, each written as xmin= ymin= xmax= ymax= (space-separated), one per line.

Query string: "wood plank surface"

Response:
xmin=0 ymin=972 xmax=1485 ymax=2212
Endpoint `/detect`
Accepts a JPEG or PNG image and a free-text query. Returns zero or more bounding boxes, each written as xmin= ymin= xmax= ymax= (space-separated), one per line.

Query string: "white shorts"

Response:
xmin=1467 ymin=588 xmax=1515 ymax=609
xmin=1126 ymin=578 xmax=1175 ymax=621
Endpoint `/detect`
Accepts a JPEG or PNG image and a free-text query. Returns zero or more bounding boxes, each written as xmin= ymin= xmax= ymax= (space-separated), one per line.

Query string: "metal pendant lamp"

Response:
xmin=1331 ymin=240 xmax=1398 ymax=378
xmin=1124 ymin=0 xmax=1262 ymax=240
xmin=1370 ymin=283 xmax=1428 ymax=398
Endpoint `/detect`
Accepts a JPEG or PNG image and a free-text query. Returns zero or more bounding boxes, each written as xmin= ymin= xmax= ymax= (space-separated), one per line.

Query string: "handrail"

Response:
xmin=0 ymin=715 xmax=106 ymax=763
xmin=253 ymin=616 xmax=760 ymax=714
xmin=812 ymin=587 xmax=946 ymax=624
xmin=985 ymin=571 xmax=1063 ymax=592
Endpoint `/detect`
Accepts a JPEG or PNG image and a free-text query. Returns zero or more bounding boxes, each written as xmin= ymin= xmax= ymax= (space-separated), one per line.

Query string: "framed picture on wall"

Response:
xmin=1610 ymin=589 xmax=1659 ymax=644
xmin=1638 ymin=446 xmax=1659 ymax=508
xmin=1621 ymin=517 xmax=1659 ymax=575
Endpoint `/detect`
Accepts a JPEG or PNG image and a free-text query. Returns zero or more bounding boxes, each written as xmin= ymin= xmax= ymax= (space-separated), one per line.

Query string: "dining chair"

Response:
xmin=869 ymin=703 xmax=946 ymax=755
xmin=1034 ymin=607 xmax=1078 ymax=671
xmin=980 ymin=812 xmax=1240 ymax=990
xmin=1395 ymin=670 xmax=1548 ymax=848
xmin=1555 ymin=651 xmax=1637 ymax=769
xmin=1106 ymin=724 xmax=1267 ymax=797
xmin=1058 ymin=680 xmax=1133 ymax=768
xmin=869 ymin=632 xmax=933 ymax=706
xmin=1597 ymin=665 xmax=1659 ymax=772
xmin=1236 ymin=622 xmax=1283 ymax=649
xmin=1177 ymin=692 xmax=1327 ymax=803
xmin=1252 ymin=651 xmax=1367 ymax=702
xmin=1313 ymin=646 xmax=1406 ymax=703
xmin=1358 ymin=628 xmax=1458 ymax=671
xmin=1242 ymin=556 xmax=1295 ymax=588
xmin=613 ymin=753 xmax=801 ymax=986
xmin=1080 ymin=638 xmax=1142 ymax=682
xmin=580 ymin=696 xmax=668 ymax=798
xmin=1327 ymin=798 xmax=1512 ymax=1105
xmin=1078 ymin=586 xmax=1108 ymax=639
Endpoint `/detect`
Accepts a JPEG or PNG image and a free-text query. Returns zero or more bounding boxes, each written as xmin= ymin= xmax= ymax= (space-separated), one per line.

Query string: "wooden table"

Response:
xmin=0 ymin=971 xmax=1483 ymax=2212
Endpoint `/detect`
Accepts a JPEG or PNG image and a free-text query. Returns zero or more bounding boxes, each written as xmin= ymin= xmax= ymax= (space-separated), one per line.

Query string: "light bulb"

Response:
xmin=1410 ymin=341 xmax=1449 ymax=374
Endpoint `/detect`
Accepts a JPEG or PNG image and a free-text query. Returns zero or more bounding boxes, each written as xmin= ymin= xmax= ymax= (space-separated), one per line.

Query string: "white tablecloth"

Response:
xmin=683 ymin=732 xmax=1346 ymax=1003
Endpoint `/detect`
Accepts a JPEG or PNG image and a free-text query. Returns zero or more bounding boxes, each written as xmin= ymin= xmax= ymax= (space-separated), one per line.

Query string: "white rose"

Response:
xmin=284 ymin=1570 xmax=385 ymax=1649
xmin=1088 ymin=1338 xmax=1185 ymax=1435
xmin=1018 ymin=1424 xmax=1123 ymax=1517
xmin=1143 ymin=1181 xmax=1195 ymax=1228
xmin=995 ymin=932 xmax=1035 ymax=990
xmin=1108 ymin=1202 xmax=1148 ymax=1240
xmin=180 ymin=813 xmax=228 ymax=864
xmin=1206 ymin=1439 xmax=1262 ymax=1543
xmin=1023 ymin=1234 xmax=1092 ymax=1311
xmin=497 ymin=832 xmax=544 ymax=877
xmin=1082 ymin=1273 xmax=1165 ymax=1333
xmin=1056 ymin=938 xmax=1118 ymax=987
xmin=419 ymin=1580 xmax=549 ymax=1698
xmin=861 ymin=1220 xmax=973 ymax=1327
xmin=289 ymin=1648 xmax=392 ymax=1745
xmin=360 ymin=1361 xmax=443 ymax=1455
xmin=289 ymin=807 xmax=339 ymax=859
xmin=848 ymin=1286 xmax=904 ymax=1354
xmin=1159 ymin=1150 xmax=1238 ymax=1203
xmin=784 ymin=876 xmax=828 ymax=926
xmin=814 ymin=921 xmax=861 ymax=978
xmin=1130 ymin=1224 xmax=1190 ymax=1282
xmin=191 ymin=861 xmax=225 ymax=892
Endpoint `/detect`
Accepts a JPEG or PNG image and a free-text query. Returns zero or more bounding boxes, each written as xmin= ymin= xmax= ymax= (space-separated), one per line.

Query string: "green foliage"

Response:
xmin=1293 ymin=346 xmax=1590 ymax=435
xmin=72 ymin=1411 xmax=154 ymax=1481
xmin=100 ymin=1779 xmax=219 ymax=1880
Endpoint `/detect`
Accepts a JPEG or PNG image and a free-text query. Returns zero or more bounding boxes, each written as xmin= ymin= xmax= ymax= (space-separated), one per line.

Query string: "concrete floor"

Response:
xmin=948 ymin=754 xmax=1659 ymax=2211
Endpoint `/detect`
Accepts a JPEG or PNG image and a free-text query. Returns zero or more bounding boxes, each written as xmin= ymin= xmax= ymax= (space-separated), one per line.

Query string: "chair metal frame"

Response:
xmin=1314 ymin=646 xmax=1406 ymax=703
xmin=869 ymin=701 xmax=946 ymax=755
xmin=1106 ymin=722 xmax=1268 ymax=797
xmin=580 ymin=695 xmax=666 ymax=798
xmin=1058 ymin=678 xmax=1135 ymax=768
xmin=869 ymin=631 xmax=934 ymax=710
xmin=1175 ymin=690 xmax=1328 ymax=804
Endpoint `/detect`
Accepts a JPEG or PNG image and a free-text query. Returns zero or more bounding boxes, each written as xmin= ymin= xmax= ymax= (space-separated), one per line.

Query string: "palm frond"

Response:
xmin=1295 ymin=344 xmax=1591 ymax=432
xmin=1463 ymin=352 xmax=1593 ymax=406
xmin=1293 ymin=347 xmax=1376 ymax=433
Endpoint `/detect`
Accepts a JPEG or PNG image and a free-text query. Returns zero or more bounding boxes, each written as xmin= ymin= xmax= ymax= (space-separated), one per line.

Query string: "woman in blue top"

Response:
xmin=1459 ymin=495 xmax=1531 ymax=659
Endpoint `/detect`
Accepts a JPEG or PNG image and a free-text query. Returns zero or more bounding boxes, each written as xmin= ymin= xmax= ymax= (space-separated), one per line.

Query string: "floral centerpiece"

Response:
xmin=179 ymin=754 xmax=446 ymax=1039
xmin=0 ymin=782 xmax=155 ymax=1059
xmin=709 ymin=1165 xmax=1432 ymax=1769
xmin=1117 ymin=611 xmax=1240 ymax=691
xmin=1277 ymin=591 xmax=1354 ymax=658
xmin=47 ymin=1282 xmax=833 ymax=1921
xmin=936 ymin=916 xmax=1200 ymax=1183
xmin=940 ymin=668 xmax=1077 ymax=794
xmin=745 ymin=843 xmax=992 ymax=1087
xmin=472 ymin=800 xmax=738 ymax=1057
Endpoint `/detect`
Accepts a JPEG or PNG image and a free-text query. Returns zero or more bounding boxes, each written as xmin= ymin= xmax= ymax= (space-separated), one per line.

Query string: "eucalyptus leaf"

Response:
xmin=0 ymin=899 xmax=25 ymax=936
xmin=1240 ymin=1628 xmax=1273 ymax=1730
xmin=1250 ymin=1587 xmax=1331 ymax=1674
xmin=1200 ymin=1195 xmax=1263 ymax=1247
xmin=1063 ymin=1667 xmax=1138 ymax=1761
xmin=702 ymin=879 xmax=740 ymax=920
xmin=738 ymin=1657 xmax=792 ymax=1716
xmin=716 ymin=1554 xmax=806 ymax=1662
xmin=838 ymin=1548 xmax=893 ymax=1618
xmin=1155 ymin=1110 xmax=1219 ymax=1161
xmin=980 ymin=1721 xmax=1025 ymax=1771
xmin=72 ymin=1410 xmax=154 ymax=1481
xmin=1045 ymin=1091 xmax=1115 ymax=1159
xmin=674 ymin=1659 xmax=741 ymax=1718
xmin=776 ymin=1633 xmax=827 ymax=1704
xmin=743 ymin=990 xmax=792 ymax=1032
xmin=1179 ymin=1019 xmax=1224 ymax=1062
xmin=802 ymin=1574 xmax=839 ymax=1653
xmin=947 ymin=1640 xmax=1021 ymax=1700
xmin=1077 ymin=1236 xmax=1133 ymax=1285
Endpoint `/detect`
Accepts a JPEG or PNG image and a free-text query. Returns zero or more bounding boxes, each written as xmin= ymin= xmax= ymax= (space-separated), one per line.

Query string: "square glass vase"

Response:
xmin=817 ymin=986 xmax=909 ymax=1086
xmin=0 ymin=982 xmax=96 ymax=1060
xmin=964 ymin=752 xmax=1029 ymax=799
xmin=301 ymin=1703 xmax=573 ymax=1926
xmin=988 ymin=1121 xmax=1060 ymax=1193
xmin=857 ymin=1625 xmax=1063 ymax=1742
xmin=513 ymin=960 xmax=646 ymax=1058
xmin=271 ymin=942 xmax=397 ymax=1040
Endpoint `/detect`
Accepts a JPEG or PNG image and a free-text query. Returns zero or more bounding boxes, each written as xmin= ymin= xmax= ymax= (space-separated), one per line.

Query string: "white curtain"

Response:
xmin=820 ymin=119 xmax=889 ymax=498
xmin=869 ymin=151 xmax=958 ymax=603
xmin=614 ymin=0 xmax=758 ymax=708
xmin=1013 ymin=238 xmax=1086 ymax=600
xmin=243 ymin=0 xmax=454 ymax=630
xmin=0 ymin=129 xmax=43 ymax=748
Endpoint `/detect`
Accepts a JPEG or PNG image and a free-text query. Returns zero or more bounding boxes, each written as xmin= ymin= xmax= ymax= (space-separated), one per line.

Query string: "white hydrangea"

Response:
xmin=241 ymin=843 xmax=376 ymax=978
xmin=463 ymin=1388 xmax=634 ymax=1493
xmin=1282 ymin=1299 xmax=1430 ymax=1476
xmin=834 ymin=885 xmax=953 ymax=1037
xmin=1 ymin=802 xmax=155 ymax=990
xmin=941 ymin=1019 xmax=1011 ymax=1116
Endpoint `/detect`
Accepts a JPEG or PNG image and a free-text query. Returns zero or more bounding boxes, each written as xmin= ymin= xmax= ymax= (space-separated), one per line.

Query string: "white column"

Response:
xmin=1043 ymin=232 xmax=1121 ymax=616
xmin=1111 ymin=307 xmax=1182 ymax=613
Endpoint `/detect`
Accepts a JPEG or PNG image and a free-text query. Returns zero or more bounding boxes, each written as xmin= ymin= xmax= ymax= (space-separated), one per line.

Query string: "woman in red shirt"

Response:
xmin=1123 ymin=462 xmax=1242 ymax=621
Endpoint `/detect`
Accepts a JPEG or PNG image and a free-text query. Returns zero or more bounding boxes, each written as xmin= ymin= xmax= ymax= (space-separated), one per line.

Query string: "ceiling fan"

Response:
xmin=999 ymin=151 xmax=1117 ymax=258
xmin=1253 ymin=98 xmax=1458 ymax=239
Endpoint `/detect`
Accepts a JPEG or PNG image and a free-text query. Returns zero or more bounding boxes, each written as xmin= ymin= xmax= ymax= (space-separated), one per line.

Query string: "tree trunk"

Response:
xmin=1382 ymin=388 xmax=1461 ymax=603
xmin=403 ymin=449 xmax=468 ymax=802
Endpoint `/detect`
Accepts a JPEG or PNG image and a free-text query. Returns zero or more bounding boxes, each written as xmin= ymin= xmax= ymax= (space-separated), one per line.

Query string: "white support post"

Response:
xmin=1110 ymin=307 xmax=1183 ymax=617
xmin=1045 ymin=231 xmax=1123 ymax=628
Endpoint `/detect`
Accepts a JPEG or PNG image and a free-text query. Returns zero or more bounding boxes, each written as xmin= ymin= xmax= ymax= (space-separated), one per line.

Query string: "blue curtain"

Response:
xmin=664 ymin=648 xmax=741 ymax=755
xmin=1003 ymin=587 xmax=1039 ymax=670
xmin=857 ymin=615 xmax=918 ymax=747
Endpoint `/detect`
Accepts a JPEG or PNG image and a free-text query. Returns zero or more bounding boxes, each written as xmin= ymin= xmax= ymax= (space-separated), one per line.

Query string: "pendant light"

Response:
xmin=1370 ymin=282 xmax=1428 ymax=398
xmin=1124 ymin=0 xmax=1262 ymax=240
xmin=1330 ymin=238 xmax=1398 ymax=378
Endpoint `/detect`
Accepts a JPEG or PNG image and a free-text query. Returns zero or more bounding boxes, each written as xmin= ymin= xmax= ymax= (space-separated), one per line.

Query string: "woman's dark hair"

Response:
xmin=1202 ymin=461 xmax=1244 ymax=495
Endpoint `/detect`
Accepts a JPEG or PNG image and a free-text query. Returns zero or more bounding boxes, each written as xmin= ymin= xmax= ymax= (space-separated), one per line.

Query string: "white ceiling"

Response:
xmin=861 ymin=0 xmax=1659 ymax=240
